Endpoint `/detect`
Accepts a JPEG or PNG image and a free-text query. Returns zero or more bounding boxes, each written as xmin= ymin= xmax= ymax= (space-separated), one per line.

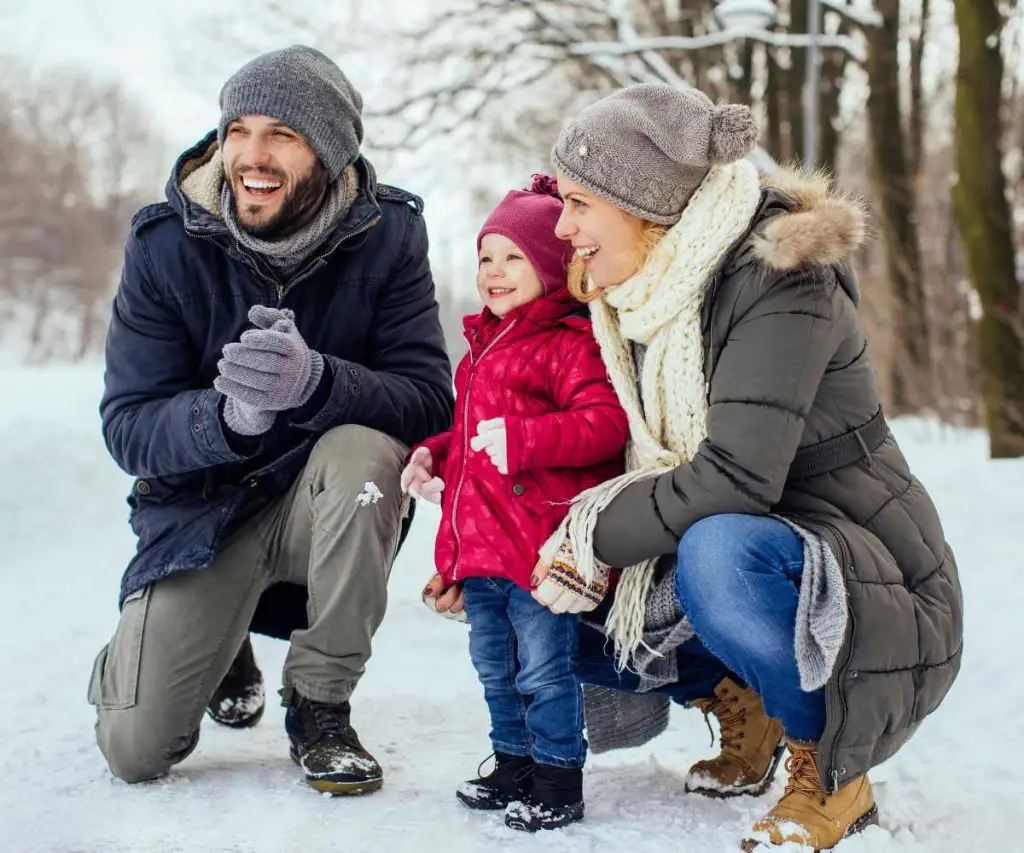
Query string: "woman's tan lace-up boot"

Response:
xmin=741 ymin=739 xmax=878 ymax=851
xmin=685 ymin=676 xmax=785 ymax=798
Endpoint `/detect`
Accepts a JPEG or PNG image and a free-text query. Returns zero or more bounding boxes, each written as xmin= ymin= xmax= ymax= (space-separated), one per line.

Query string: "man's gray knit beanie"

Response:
xmin=552 ymin=83 xmax=759 ymax=225
xmin=217 ymin=45 xmax=363 ymax=181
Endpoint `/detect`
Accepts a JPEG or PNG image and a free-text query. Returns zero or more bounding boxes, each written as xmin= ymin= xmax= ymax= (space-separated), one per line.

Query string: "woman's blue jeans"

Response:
xmin=577 ymin=514 xmax=827 ymax=742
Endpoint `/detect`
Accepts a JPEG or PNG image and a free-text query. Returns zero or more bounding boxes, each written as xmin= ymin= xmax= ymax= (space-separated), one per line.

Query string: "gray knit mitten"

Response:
xmin=215 ymin=305 xmax=325 ymax=415
xmin=222 ymin=396 xmax=276 ymax=436
xmin=218 ymin=306 xmax=290 ymax=435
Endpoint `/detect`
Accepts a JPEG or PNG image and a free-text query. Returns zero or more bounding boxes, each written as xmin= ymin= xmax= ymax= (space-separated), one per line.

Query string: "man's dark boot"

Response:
xmin=283 ymin=688 xmax=383 ymax=795
xmin=456 ymin=752 xmax=535 ymax=810
xmin=206 ymin=634 xmax=266 ymax=729
xmin=504 ymin=763 xmax=584 ymax=832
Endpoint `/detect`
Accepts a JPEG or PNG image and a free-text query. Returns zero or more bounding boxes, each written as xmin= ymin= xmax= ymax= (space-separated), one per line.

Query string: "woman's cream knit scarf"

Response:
xmin=565 ymin=159 xmax=763 ymax=665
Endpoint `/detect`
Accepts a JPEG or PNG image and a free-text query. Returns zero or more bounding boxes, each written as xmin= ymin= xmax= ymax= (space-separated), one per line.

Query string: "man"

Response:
xmin=88 ymin=45 xmax=454 ymax=795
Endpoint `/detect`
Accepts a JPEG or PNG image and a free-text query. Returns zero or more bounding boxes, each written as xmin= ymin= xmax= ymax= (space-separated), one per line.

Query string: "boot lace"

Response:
xmin=477 ymin=752 xmax=533 ymax=785
xmin=695 ymin=694 xmax=746 ymax=752
xmin=783 ymin=747 xmax=827 ymax=806
xmin=309 ymin=702 xmax=362 ymax=751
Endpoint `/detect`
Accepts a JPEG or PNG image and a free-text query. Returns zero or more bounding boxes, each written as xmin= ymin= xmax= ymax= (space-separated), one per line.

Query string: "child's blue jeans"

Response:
xmin=462 ymin=577 xmax=585 ymax=769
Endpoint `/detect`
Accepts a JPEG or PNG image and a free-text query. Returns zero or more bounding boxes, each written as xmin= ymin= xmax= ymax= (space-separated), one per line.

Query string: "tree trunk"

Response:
xmin=786 ymin=0 xmax=808 ymax=165
xmin=952 ymin=0 xmax=1024 ymax=458
xmin=908 ymin=0 xmax=929 ymax=183
xmin=740 ymin=38 xmax=755 ymax=104
xmin=765 ymin=48 xmax=786 ymax=161
xmin=817 ymin=48 xmax=844 ymax=174
xmin=866 ymin=0 xmax=929 ymax=413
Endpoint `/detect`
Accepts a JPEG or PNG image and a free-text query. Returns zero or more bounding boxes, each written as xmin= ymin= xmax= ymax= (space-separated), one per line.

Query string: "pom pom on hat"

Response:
xmin=528 ymin=173 xmax=562 ymax=198
xmin=708 ymin=104 xmax=758 ymax=165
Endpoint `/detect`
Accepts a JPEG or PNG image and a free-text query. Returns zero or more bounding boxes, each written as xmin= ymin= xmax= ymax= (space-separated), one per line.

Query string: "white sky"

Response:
xmin=3 ymin=0 xmax=224 ymax=147
xmin=0 ymin=0 xmax=498 ymax=293
xmin=1 ymin=0 xmax=425 ymax=149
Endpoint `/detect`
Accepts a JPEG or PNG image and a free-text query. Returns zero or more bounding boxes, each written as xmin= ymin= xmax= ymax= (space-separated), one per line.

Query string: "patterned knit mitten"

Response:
xmin=534 ymin=535 xmax=609 ymax=614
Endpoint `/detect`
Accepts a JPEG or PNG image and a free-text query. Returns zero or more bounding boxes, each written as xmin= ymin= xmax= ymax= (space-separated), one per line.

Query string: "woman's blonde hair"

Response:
xmin=567 ymin=218 xmax=669 ymax=303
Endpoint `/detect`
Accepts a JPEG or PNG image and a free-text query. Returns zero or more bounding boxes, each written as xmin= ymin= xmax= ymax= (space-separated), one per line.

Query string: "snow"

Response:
xmin=0 ymin=362 xmax=1018 ymax=853
xmin=355 ymin=481 xmax=384 ymax=507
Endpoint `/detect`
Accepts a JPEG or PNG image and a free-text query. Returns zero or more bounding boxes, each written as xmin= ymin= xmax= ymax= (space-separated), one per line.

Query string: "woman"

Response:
xmin=429 ymin=82 xmax=963 ymax=851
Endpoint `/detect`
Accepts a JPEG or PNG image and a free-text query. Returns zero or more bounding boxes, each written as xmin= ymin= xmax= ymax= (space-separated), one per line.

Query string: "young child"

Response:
xmin=401 ymin=175 xmax=629 ymax=832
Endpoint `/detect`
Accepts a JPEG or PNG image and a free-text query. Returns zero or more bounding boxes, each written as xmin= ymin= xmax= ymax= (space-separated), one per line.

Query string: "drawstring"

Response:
xmin=854 ymin=428 xmax=873 ymax=467
xmin=202 ymin=469 xmax=216 ymax=500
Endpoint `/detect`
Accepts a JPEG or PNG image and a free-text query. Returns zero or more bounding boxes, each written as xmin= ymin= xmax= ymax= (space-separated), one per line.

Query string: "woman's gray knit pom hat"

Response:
xmin=551 ymin=83 xmax=759 ymax=225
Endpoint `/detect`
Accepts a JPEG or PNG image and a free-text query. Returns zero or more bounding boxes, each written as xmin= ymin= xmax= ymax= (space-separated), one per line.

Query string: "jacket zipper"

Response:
xmin=185 ymin=213 xmax=382 ymax=306
xmin=185 ymin=228 xmax=283 ymax=307
xmin=279 ymin=214 xmax=382 ymax=302
xmin=449 ymin=320 xmax=518 ymax=581
xmin=815 ymin=520 xmax=856 ymax=793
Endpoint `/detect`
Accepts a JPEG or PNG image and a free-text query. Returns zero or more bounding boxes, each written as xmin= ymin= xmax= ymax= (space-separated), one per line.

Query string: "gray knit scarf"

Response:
xmin=220 ymin=166 xmax=357 ymax=277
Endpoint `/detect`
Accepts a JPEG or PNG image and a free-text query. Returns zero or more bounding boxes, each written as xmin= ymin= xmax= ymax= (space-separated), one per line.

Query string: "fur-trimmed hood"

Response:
xmin=753 ymin=168 xmax=869 ymax=272
xmin=719 ymin=166 xmax=869 ymax=306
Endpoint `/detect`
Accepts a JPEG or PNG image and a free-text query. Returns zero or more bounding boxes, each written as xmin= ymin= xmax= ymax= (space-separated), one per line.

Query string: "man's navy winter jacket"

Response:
xmin=100 ymin=132 xmax=454 ymax=620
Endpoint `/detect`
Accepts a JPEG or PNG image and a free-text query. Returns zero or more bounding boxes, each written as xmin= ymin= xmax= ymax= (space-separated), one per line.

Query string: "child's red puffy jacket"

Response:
xmin=414 ymin=289 xmax=629 ymax=590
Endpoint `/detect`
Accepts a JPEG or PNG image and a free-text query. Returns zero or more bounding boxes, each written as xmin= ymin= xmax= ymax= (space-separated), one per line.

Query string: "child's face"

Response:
xmin=477 ymin=233 xmax=545 ymax=318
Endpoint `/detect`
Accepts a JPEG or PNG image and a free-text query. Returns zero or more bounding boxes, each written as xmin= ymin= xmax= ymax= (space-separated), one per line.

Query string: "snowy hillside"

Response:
xmin=0 ymin=363 xmax=1015 ymax=853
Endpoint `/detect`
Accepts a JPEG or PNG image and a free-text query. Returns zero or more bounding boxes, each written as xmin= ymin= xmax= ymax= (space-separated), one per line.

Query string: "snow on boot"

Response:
xmin=741 ymin=739 xmax=878 ymax=851
xmin=206 ymin=634 xmax=265 ymax=729
xmin=456 ymin=752 xmax=535 ymax=810
xmin=686 ymin=676 xmax=785 ymax=798
xmin=283 ymin=688 xmax=383 ymax=795
xmin=504 ymin=763 xmax=584 ymax=832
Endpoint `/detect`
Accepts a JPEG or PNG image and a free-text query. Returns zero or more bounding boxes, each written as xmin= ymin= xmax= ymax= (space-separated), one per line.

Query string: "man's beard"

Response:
xmin=233 ymin=162 xmax=330 ymax=240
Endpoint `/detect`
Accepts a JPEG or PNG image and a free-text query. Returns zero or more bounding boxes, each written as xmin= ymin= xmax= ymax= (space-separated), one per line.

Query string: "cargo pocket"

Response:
xmin=87 ymin=586 xmax=151 ymax=711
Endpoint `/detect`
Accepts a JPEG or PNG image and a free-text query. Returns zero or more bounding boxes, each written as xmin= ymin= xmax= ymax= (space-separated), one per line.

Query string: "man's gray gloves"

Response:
xmin=215 ymin=305 xmax=325 ymax=436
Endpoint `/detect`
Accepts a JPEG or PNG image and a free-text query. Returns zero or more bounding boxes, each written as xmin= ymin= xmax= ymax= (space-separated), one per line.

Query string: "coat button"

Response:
xmin=191 ymin=406 xmax=200 ymax=415
xmin=248 ymin=478 xmax=258 ymax=489
xmin=512 ymin=484 xmax=525 ymax=496
xmin=136 ymin=480 xmax=151 ymax=495
xmin=376 ymin=185 xmax=390 ymax=196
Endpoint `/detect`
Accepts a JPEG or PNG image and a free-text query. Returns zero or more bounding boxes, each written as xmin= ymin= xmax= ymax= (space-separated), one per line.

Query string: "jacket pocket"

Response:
xmin=87 ymin=586 xmax=151 ymax=710
xmin=524 ymin=470 xmax=584 ymax=513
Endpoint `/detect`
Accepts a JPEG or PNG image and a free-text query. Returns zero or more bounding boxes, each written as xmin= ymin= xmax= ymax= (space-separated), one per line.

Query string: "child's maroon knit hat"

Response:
xmin=477 ymin=174 xmax=573 ymax=294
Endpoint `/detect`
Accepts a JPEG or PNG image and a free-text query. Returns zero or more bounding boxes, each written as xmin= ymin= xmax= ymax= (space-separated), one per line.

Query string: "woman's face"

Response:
xmin=554 ymin=173 xmax=646 ymax=290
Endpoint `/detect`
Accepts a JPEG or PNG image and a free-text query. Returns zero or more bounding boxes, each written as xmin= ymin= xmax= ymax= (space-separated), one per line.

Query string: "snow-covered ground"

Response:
xmin=0 ymin=363 xmax=1015 ymax=853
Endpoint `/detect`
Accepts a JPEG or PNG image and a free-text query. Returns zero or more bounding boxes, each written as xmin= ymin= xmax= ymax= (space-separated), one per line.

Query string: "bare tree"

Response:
xmin=0 ymin=60 xmax=167 ymax=360
xmin=865 ymin=0 xmax=928 ymax=413
xmin=907 ymin=0 xmax=930 ymax=182
xmin=952 ymin=0 xmax=1024 ymax=458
